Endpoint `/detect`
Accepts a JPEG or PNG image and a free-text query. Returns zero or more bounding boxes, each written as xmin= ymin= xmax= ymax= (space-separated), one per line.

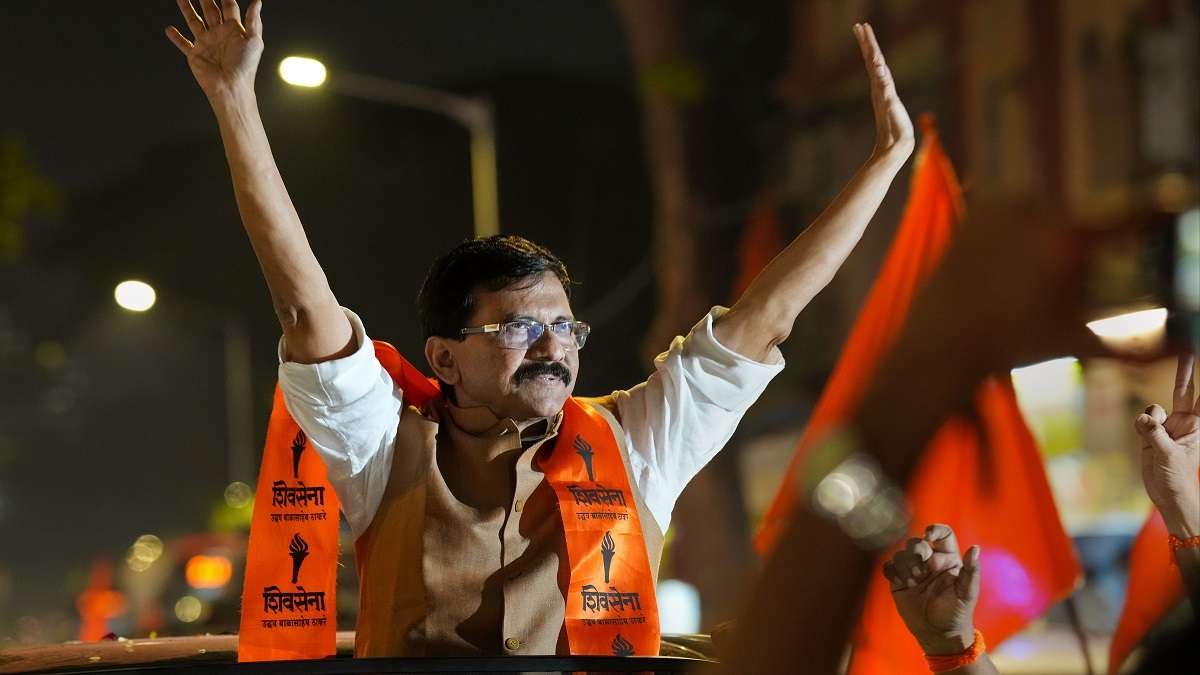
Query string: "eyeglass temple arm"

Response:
xmin=460 ymin=324 xmax=502 ymax=336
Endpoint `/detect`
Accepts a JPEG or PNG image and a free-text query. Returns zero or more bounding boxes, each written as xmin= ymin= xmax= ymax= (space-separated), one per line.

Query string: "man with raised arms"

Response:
xmin=166 ymin=0 xmax=914 ymax=657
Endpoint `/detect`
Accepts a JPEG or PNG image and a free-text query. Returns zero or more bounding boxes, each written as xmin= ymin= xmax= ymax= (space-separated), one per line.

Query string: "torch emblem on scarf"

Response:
xmin=611 ymin=633 xmax=634 ymax=657
xmin=288 ymin=533 xmax=310 ymax=584
xmin=290 ymin=430 xmax=307 ymax=480
xmin=574 ymin=435 xmax=595 ymax=481
xmin=601 ymin=531 xmax=617 ymax=583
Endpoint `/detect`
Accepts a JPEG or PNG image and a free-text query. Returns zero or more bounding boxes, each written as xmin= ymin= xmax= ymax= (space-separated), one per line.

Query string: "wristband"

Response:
xmin=925 ymin=629 xmax=985 ymax=673
xmin=1168 ymin=534 xmax=1200 ymax=564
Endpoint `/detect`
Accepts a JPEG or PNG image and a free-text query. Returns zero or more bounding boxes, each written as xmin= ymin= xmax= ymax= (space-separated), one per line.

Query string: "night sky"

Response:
xmin=1 ymin=1 xmax=630 ymax=191
xmin=1 ymin=0 xmax=669 ymax=636
xmin=2 ymin=0 xmax=823 ymax=643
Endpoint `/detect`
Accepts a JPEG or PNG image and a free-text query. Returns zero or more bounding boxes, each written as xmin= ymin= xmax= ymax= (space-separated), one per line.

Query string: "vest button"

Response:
xmin=504 ymin=637 xmax=522 ymax=651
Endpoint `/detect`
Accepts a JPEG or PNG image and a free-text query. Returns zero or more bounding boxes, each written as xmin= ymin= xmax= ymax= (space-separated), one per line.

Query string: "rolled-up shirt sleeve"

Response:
xmin=612 ymin=306 xmax=784 ymax=532
xmin=278 ymin=308 xmax=403 ymax=537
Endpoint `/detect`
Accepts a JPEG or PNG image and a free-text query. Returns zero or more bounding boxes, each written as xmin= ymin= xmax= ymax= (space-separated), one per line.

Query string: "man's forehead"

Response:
xmin=473 ymin=273 xmax=573 ymax=321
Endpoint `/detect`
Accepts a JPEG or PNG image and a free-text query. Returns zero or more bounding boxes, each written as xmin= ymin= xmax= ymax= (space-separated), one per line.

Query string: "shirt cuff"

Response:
xmin=675 ymin=305 xmax=786 ymax=411
xmin=277 ymin=308 xmax=385 ymax=407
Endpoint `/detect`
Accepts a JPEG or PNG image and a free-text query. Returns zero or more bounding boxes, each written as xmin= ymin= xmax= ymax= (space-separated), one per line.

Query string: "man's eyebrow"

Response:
xmin=501 ymin=314 xmax=574 ymax=323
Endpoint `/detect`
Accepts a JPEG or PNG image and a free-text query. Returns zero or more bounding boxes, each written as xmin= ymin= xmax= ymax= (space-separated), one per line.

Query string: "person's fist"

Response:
xmin=882 ymin=523 xmax=980 ymax=656
xmin=1135 ymin=353 xmax=1200 ymax=539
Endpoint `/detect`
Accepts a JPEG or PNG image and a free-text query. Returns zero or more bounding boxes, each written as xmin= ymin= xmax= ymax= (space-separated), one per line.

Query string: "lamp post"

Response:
xmin=114 ymin=280 xmax=255 ymax=486
xmin=279 ymin=57 xmax=500 ymax=239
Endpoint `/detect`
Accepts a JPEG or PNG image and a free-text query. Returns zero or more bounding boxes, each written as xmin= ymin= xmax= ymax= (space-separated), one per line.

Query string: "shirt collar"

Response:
xmin=442 ymin=399 xmax=564 ymax=443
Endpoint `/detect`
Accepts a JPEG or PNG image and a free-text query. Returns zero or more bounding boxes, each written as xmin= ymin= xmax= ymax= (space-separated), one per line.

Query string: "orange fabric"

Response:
xmin=76 ymin=559 xmax=126 ymax=642
xmin=539 ymin=397 xmax=661 ymax=656
xmin=848 ymin=381 xmax=1079 ymax=674
xmin=237 ymin=385 xmax=341 ymax=661
xmin=731 ymin=201 xmax=787 ymax=302
xmin=755 ymin=115 xmax=961 ymax=553
xmin=1107 ymin=510 xmax=1185 ymax=674
xmin=238 ymin=342 xmax=429 ymax=661
xmin=752 ymin=117 xmax=1080 ymax=674
xmin=240 ymin=341 xmax=657 ymax=660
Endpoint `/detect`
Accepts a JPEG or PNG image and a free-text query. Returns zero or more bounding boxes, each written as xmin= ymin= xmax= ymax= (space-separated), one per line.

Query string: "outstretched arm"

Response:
xmin=713 ymin=23 xmax=914 ymax=362
xmin=166 ymin=0 xmax=353 ymax=363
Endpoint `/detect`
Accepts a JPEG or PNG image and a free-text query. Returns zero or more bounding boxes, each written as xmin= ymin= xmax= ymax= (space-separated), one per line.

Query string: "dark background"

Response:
xmin=0 ymin=0 xmax=796 ymax=640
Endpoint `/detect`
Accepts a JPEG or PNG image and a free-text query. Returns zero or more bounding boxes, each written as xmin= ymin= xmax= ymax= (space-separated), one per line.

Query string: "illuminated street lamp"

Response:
xmin=1085 ymin=306 xmax=1169 ymax=339
xmin=1086 ymin=306 xmax=1169 ymax=353
xmin=278 ymin=56 xmax=326 ymax=88
xmin=113 ymin=281 xmax=254 ymax=484
xmin=278 ymin=56 xmax=499 ymax=238
xmin=114 ymin=279 xmax=157 ymax=312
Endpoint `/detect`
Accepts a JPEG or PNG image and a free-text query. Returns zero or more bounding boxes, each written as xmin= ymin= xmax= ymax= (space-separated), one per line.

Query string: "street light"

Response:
xmin=114 ymin=280 xmax=157 ymax=312
xmin=112 ymin=281 xmax=255 ymax=485
xmin=278 ymin=57 xmax=326 ymax=88
xmin=1086 ymin=306 xmax=1169 ymax=353
xmin=278 ymin=56 xmax=499 ymax=239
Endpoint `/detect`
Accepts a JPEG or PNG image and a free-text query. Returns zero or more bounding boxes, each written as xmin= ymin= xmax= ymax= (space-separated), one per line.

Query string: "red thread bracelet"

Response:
xmin=1169 ymin=534 xmax=1200 ymax=564
xmin=925 ymin=629 xmax=986 ymax=673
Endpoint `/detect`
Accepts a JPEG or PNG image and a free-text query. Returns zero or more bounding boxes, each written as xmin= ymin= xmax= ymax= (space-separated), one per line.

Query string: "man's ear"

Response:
xmin=425 ymin=337 xmax=461 ymax=385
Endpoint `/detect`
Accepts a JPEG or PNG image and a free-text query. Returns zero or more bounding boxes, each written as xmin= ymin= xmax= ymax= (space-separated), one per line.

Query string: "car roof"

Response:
xmin=0 ymin=632 xmax=714 ymax=673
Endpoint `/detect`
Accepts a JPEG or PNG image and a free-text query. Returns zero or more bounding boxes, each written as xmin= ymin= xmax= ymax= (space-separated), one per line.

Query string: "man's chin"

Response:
xmin=514 ymin=382 xmax=572 ymax=419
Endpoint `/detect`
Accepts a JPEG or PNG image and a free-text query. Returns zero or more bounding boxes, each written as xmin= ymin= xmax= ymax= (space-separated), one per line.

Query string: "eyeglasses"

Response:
xmin=460 ymin=319 xmax=591 ymax=350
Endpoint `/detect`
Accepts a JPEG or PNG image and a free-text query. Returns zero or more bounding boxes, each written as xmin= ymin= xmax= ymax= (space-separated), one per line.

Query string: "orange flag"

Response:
xmin=754 ymin=117 xmax=1081 ymax=673
xmin=1107 ymin=510 xmax=1184 ymax=674
xmin=76 ymin=559 xmax=126 ymax=642
xmin=731 ymin=201 xmax=787 ymax=302
xmin=847 ymin=379 xmax=1080 ymax=674
xmin=755 ymin=115 xmax=960 ymax=553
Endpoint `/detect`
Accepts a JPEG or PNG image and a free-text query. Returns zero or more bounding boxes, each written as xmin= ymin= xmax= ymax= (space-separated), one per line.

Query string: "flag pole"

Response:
xmin=1064 ymin=593 xmax=1096 ymax=675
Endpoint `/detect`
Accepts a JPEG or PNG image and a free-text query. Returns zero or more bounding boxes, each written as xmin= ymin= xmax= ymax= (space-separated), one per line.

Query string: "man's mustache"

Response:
xmin=512 ymin=362 xmax=572 ymax=386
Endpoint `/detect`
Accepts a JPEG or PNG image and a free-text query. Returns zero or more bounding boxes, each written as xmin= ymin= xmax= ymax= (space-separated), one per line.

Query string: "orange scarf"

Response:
xmin=238 ymin=341 xmax=659 ymax=660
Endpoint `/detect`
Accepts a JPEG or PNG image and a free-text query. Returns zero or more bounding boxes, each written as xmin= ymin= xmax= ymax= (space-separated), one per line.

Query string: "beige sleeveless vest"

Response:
xmin=352 ymin=395 xmax=665 ymax=657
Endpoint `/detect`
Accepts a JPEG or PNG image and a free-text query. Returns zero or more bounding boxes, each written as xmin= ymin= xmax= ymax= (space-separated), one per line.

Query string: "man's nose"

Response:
xmin=526 ymin=327 xmax=566 ymax=361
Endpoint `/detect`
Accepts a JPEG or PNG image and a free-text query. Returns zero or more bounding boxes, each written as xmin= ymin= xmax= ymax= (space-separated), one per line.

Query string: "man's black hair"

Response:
xmin=416 ymin=234 xmax=571 ymax=340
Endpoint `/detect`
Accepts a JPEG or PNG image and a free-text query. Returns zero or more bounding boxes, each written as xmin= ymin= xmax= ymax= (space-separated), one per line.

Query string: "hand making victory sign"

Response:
xmin=1136 ymin=352 xmax=1200 ymax=542
xmin=166 ymin=0 xmax=264 ymax=100
xmin=1136 ymin=350 xmax=1200 ymax=610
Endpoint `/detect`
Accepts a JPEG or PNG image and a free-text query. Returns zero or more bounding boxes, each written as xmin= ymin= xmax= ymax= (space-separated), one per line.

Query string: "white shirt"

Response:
xmin=278 ymin=306 xmax=784 ymax=539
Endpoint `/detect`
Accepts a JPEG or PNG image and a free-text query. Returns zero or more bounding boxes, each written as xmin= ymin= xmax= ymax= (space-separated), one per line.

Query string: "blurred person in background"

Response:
xmin=164 ymin=0 xmax=914 ymax=658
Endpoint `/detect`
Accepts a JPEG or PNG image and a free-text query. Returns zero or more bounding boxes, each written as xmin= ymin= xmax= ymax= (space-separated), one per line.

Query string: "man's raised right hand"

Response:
xmin=166 ymin=0 xmax=264 ymax=101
